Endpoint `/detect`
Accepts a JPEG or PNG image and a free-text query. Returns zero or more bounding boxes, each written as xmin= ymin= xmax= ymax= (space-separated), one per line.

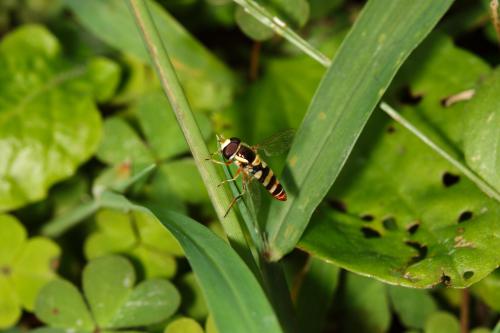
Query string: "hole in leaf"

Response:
xmin=458 ymin=211 xmax=473 ymax=223
xmin=361 ymin=214 xmax=374 ymax=222
xmin=398 ymin=86 xmax=423 ymax=105
xmin=328 ymin=199 xmax=347 ymax=213
xmin=382 ymin=216 xmax=397 ymax=230
xmin=406 ymin=221 xmax=420 ymax=234
xmin=386 ymin=125 xmax=396 ymax=134
xmin=463 ymin=271 xmax=474 ymax=280
xmin=361 ymin=227 xmax=381 ymax=238
xmin=441 ymin=274 xmax=451 ymax=286
xmin=405 ymin=241 xmax=428 ymax=264
xmin=0 ymin=265 xmax=11 ymax=276
xmin=442 ymin=172 xmax=460 ymax=187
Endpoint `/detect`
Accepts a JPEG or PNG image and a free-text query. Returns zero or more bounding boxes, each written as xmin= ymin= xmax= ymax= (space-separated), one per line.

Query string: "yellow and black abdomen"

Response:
xmin=237 ymin=146 xmax=286 ymax=201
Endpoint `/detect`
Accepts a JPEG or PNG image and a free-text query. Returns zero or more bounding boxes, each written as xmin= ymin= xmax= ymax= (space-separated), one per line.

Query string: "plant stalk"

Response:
xmin=127 ymin=0 xmax=255 ymax=268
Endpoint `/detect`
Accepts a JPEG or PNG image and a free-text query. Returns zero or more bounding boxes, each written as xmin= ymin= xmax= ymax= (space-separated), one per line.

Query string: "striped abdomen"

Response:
xmin=234 ymin=144 xmax=287 ymax=201
xmin=248 ymin=157 xmax=287 ymax=201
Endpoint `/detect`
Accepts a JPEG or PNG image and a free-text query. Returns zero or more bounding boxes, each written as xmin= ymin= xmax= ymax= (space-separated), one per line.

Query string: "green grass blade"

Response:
xmin=97 ymin=192 xmax=283 ymax=333
xmin=265 ymin=0 xmax=454 ymax=261
xmin=126 ymin=0 xmax=254 ymax=266
xmin=232 ymin=0 xmax=331 ymax=67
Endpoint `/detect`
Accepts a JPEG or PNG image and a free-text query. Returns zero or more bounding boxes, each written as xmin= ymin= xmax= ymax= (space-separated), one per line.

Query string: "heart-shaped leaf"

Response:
xmin=35 ymin=279 xmax=94 ymax=331
xmin=35 ymin=255 xmax=180 ymax=331
xmin=0 ymin=25 xmax=117 ymax=211
xmin=0 ymin=215 xmax=60 ymax=329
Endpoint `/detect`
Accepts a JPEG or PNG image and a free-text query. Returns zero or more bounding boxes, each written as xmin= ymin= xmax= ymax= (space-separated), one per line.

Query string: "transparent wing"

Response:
xmin=243 ymin=175 xmax=261 ymax=223
xmin=253 ymin=129 xmax=296 ymax=156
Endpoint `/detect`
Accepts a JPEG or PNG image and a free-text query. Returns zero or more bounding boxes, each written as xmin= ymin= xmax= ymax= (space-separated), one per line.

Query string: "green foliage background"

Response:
xmin=0 ymin=0 xmax=498 ymax=332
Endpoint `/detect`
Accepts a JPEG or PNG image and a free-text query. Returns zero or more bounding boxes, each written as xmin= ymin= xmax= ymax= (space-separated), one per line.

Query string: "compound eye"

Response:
xmin=223 ymin=142 xmax=239 ymax=159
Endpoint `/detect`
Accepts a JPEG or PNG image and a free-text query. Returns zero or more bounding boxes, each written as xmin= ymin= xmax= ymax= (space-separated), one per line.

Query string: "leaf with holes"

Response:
xmin=300 ymin=107 xmax=500 ymax=287
xmin=0 ymin=215 xmax=60 ymax=329
xmin=0 ymin=25 xmax=119 ymax=211
xmin=463 ymin=68 xmax=500 ymax=192
xmin=299 ymin=31 xmax=499 ymax=288
xmin=34 ymin=255 xmax=180 ymax=332
xmin=84 ymin=209 xmax=182 ymax=279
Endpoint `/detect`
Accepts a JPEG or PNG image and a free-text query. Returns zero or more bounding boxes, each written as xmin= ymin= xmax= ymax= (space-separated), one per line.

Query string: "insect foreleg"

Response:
xmin=205 ymin=157 xmax=232 ymax=166
xmin=217 ymin=167 xmax=242 ymax=187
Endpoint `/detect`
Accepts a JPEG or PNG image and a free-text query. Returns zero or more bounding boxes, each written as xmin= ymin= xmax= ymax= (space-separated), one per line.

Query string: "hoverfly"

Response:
xmin=209 ymin=129 xmax=295 ymax=217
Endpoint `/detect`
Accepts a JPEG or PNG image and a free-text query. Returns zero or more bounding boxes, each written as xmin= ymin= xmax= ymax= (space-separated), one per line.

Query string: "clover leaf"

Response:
xmin=85 ymin=209 xmax=183 ymax=279
xmin=34 ymin=255 xmax=180 ymax=332
xmin=0 ymin=215 xmax=60 ymax=329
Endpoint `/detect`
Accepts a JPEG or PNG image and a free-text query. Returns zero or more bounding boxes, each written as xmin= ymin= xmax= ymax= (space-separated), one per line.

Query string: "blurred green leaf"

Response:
xmin=235 ymin=0 xmax=309 ymax=41
xmin=65 ymin=0 xmax=236 ymax=111
xmin=205 ymin=314 xmax=218 ymax=333
xmin=471 ymin=269 xmax=500 ymax=311
xmin=149 ymin=159 xmax=210 ymax=205
xmin=85 ymin=209 xmax=182 ymax=279
xmin=0 ymin=215 xmax=60 ymax=329
xmin=164 ymin=317 xmax=204 ymax=333
xmin=296 ymin=257 xmax=339 ymax=333
xmin=35 ymin=279 xmax=94 ymax=331
xmin=424 ymin=312 xmax=460 ymax=333
xmin=137 ymin=90 xmax=212 ymax=161
xmin=0 ymin=25 xmax=110 ymax=211
xmin=464 ymin=68 xmax=500 ymax=192
xmin=340 ymin=273 xmax=391 ymax=333
xmin=97 ymin=117 xmax=155 ymax=166
xmin=178 ymin=272 xmax=209 ymax=321
xmin=387 ymin=286 xmax=437 ymax=329
xmin=265 ymin=0 xmax=454 ymax=260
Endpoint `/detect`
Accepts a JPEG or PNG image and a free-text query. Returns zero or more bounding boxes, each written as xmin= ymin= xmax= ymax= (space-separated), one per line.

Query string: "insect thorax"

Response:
xmin=233 ymin=144 xmax=256 ymax=164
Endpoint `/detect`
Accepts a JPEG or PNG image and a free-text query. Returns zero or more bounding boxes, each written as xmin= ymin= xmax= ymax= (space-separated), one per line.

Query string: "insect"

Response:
xmin=209 ymin=130 xmax=294 ymax=217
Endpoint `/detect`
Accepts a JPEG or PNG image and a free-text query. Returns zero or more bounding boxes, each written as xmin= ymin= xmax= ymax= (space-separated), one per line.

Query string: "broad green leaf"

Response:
xmin=0 ymin=25 xmax=108 ymax=211
xmin=97 ymin=193 xmax=283 ymax=333
xmin=471 ymin=328 xmax=492 ymax=333
xmin=178 ymin=272 xmax=209 ymax=321
xmin=424 ymin=312 xmax=460 ymax=333
xmin=205 ymin=314 xmax=218 ymax=333
xmin=265 ymin=0 xmax=454 ymax=260
xmin=296 ymin=257 xmax=339 ymax=333
xmin=109 ymin=279 xmax=180 ymax=328
xmin=340 ymin=273 xmax=391 ymax=333
xmin=0 ymin=215 xmax=60 ymax=328
xmin=464 ymin=68 xmax=500 ymax=191
xmin=387 ymin=286 xmax=437 ymax=329
xmin=83 ymin=255 xmax=135 ymax=327
xmin=300 ymin=111 xmax=500 ymax=287
xmin=96 ymin=117 xmax=155 ymax=166
xmin=164 ymin=317 xmax=204 ymax=333
xmin=35 ymin=279 xmax=94 ymax=331
xmin=64 ymin=0 xmax=236 ymax=111
xmin=136 ymin=90 xmax=212 ymax=161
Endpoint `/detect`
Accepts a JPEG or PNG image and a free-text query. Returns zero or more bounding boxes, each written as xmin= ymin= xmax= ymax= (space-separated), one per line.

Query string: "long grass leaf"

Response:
xmin=265 ymin=0 xmax=454 ymax=260
xmin=98 ymin=191 xmax=283 ymax=333
xmin=126 ymin=0 xmax=254 ymax=266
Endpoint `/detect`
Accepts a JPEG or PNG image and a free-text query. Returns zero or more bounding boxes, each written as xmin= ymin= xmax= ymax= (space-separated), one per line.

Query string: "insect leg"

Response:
xmin=223 ymin=170 xmax=248 ymax=218
xmin=206 ymin=158 xmax=233 ymax=166
xmin=217 ymin=167 xmax=242 ymax=187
